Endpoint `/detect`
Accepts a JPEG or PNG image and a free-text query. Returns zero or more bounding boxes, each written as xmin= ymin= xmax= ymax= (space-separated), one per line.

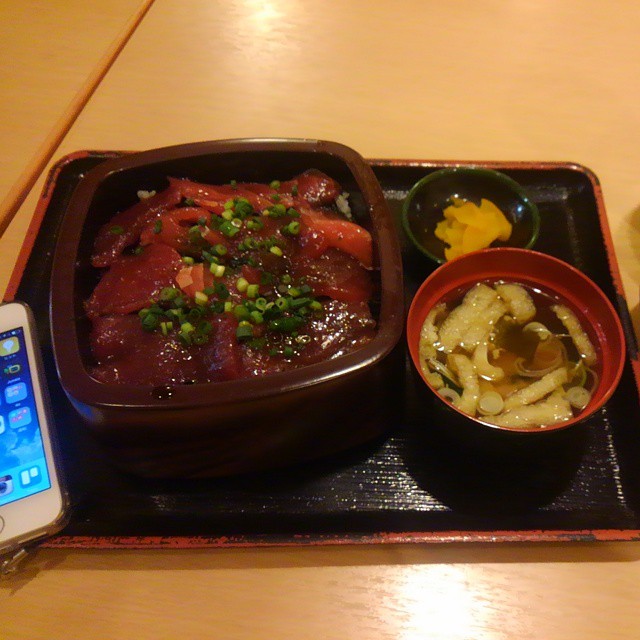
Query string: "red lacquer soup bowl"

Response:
xmin=406 ymin=247 xmax=625 ymax=442
xmin=50 ymin=138 xmax=404 ymax=477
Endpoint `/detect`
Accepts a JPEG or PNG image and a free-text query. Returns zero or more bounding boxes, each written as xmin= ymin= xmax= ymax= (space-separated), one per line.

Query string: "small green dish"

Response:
xmin=401 ymin=167 xmax=540 ymax=264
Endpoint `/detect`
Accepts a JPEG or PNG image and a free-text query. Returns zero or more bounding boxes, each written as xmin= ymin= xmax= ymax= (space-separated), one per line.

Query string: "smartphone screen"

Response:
xmin=0 ymin=327 xmax=52 ymax=508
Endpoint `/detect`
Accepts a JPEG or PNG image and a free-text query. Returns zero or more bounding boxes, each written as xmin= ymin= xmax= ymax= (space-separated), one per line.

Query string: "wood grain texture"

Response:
xmin=0 ymin=0 xmax=153 ymax=236
xmin=2 ymin=1 xmax=640 ymax=638
xmin=2 ymin=544 xmax=640 ymax=639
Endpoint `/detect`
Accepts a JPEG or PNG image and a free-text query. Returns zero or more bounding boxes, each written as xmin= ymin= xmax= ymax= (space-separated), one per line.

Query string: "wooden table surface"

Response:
xmin=0 ymin=0 xmax=152 ymax=236
xmin=3 ymin=1 xmax=640 ymax=638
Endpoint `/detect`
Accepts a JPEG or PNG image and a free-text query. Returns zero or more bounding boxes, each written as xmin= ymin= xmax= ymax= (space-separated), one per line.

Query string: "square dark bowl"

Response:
xmin=49 ymin=138 xmax=404 ymax=478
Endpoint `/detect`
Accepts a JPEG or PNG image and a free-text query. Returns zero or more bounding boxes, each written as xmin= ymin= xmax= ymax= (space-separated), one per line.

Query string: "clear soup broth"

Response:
xmin=419 ymin=280 xmax=599 ymax=428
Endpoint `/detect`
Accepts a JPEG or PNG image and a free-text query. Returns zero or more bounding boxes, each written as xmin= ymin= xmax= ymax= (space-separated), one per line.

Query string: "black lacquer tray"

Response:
xmin=6 ymin=152 xmax=640 ymax=547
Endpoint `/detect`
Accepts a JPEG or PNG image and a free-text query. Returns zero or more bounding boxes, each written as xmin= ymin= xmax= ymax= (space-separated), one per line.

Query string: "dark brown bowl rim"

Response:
xmin=50 ymin=138 xmax=404 ymax=409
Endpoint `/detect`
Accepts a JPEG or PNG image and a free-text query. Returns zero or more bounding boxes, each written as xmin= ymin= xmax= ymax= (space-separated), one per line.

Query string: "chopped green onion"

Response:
xmin=141 ymin=314 xmax=159 ymax=331
xmin=286 ymin=207 xmax=300 ymax=218
xmin=198 ymin=320 xmax=213 ymax=334
xmin=260 ymin=271 xmax=274 ymax=285
xmin=255 ymin=297 xmax=268 ymax=311
xmin=193 ymin=333 xmax=209 ymax=346
xmin=478 ymin=392 xmax=504 ymax=416
xmin=183 ymin=197 xmax=195 ymax=206
xmin=214 ymin=282 xmax=230 ymax=299
xmin=236 ymin=277 xmax=249 ymax=293
xmin=283 ymin=346 xmax=295 ymax=358
xmin=224 ymin=199 xmax=234 ymax=210
xmin=289 ymin=296 xmax=311 ymax=309
xmin=178 ymin=332 xmax=192 ymax=346
xmin=309 ymin=300 xmax=323 ymax=311
xmin=270 ymin=180 xmax=281 ymax=190
xmin=281 ymin=221 xmax=300 ymax=236
xmin=153 ymin=220 xmax=163 ymax=234
xmin=221 ymin=210 xmax=234 ymax=220
xmin=236 ymin=323 xmax=254 ymax=341
xmin=231 ymin=218 xmax=243 ymax=228
xmin=287 ymin=287 xmax=300 ymax=297
xmin=280 ymin=274 xmax=292 ymax=284
xmin=224 ymin=301 xmax=234 ymax=313
xmin=566 ymin=386 xmax=591 ymax=410
xmin=194 ymin=291 xmax=209 ymax=306
xmin=110 ymin=225 xmax=124 ymax=235
xmin=180 ymin=322 xmax=195 ymax=334
xmin=159 ymin=287 xmax=179 ymax=301
xmin=219 ymin=220 xmax=240 ymax=237
xmin=269 ymin=204 xmax=287 ymax=218
xmin=247 ymin=337 xmax=267 ymax=350
xmin=246 ymin=284 xmax=259 ymax=299
xmin=233 ymin=304 xmax=250 ymax=321
xmin=250 ymin=310 xmax=264 ymax=324
xmin=210 ymin=263 xmax=226 ymax=278
xmin=234 ymin=200 xmax=253 ymax=218
xmin=246 ymin=218 xmax=264 ymax=231
xmin=213 ymin=243 xmax=227 ymax=256
xmin=182 ymin=256 xmax=195 ymax=265
xmin=268 ymin=316 xmax=304 ymax=333
xmin=270 ymin=246 xmax=283 ymax=257
xmin=275 ymin=297 xmax=289 ymax=311
xmin=188 ymin=307 xmax=203 ymax=321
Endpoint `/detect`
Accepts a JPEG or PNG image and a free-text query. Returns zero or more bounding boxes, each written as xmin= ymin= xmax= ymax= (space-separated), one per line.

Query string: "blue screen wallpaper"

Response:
xmin=0 ymin=327 xmax=51 ymax=506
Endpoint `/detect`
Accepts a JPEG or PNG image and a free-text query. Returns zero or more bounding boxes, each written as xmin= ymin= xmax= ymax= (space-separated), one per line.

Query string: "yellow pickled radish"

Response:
xmin=437 ymin=198 xmax=513 ymax=261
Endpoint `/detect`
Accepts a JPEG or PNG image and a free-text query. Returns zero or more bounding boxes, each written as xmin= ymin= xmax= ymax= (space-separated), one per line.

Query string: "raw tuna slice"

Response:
xmin=283 ymin=169 xmax=342 ymax=205
xmin=239 ymin=299 xmax=375 ymax=375
xmin=299 ymin=212 xmax=373 ymax=268
xmin=294 ymin=299 xmax=376 ymax=363
xmin=92 ymin=184 xmax=182 ymax=267
xmin=290 ymin=249 xmax=374 ymax=303
xmin=139 ymin=207 xmax=224 ymax=254
xmin=89 ymin=315 xmax=205 ymax=385
xmin=198 ymin=314 xmax=244 ymax=381
xmin=172 ymin=178 xmax=274 ymax=213
xmin=85 ymin=244 xmax=183 ymax=318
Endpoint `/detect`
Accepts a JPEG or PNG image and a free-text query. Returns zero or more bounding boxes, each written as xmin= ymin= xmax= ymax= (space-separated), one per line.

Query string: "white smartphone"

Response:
xmin=0 ymin=301 xmax=68 ymax=556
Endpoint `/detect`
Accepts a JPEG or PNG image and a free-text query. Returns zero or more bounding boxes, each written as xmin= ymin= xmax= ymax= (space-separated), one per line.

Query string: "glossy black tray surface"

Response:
xmin=11 ymin=153 xmax=640 ymax=546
